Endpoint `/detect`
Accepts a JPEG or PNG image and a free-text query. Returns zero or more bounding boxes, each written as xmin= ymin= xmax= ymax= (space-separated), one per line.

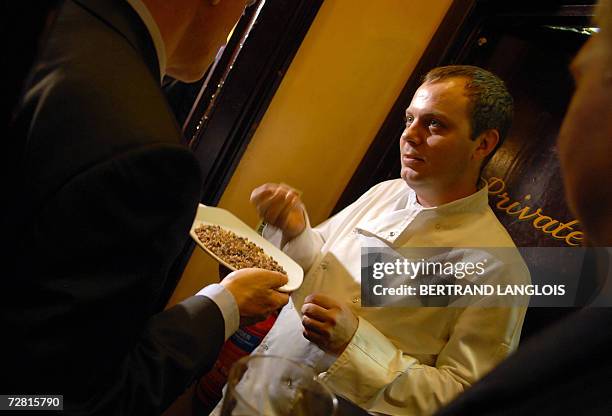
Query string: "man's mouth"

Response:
xmin=402 ymin=153 xmax=425 ymax=162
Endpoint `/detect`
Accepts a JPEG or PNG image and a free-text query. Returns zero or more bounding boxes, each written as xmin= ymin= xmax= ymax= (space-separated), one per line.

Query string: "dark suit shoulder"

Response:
xmin=16 ymin=0 xmax=182 ymax=206
xmin=23 ymin=0 xmax=177 ymax=145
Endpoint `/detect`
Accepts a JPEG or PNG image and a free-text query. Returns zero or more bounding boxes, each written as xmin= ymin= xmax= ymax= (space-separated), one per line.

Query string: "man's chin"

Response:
xmin=400 ymin=169 xmax=425 ymax=187
xmin=166 ymin=66 xmax=207 ymax=83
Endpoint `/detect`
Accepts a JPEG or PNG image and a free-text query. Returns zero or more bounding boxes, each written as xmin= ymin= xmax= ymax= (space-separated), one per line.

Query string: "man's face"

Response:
xmin=400 ymin=78 xmax=480 ymax=197
xmin=167 ymin=0 xmax=249 ymax=82
xmin=557 ymin=33 xmax=612 ymax=244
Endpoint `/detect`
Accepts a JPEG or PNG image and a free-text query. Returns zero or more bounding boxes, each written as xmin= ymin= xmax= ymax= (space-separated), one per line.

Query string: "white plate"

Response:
xmin=190 ymin=204 xmax=303 ymax=292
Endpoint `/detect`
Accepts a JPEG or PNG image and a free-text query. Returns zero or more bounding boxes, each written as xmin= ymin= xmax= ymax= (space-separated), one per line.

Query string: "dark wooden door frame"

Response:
xmin=184 ymin=0 xmax=323 ymax=206
xmin=332 ymin=0 xmax=595 ymax=215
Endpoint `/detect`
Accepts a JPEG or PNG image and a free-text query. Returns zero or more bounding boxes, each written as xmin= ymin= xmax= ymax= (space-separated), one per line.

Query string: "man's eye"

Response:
xmin=405 ymin=115 xmax=414 ymax=124
xmin=429 ymin=119 xmax=442 ymax=128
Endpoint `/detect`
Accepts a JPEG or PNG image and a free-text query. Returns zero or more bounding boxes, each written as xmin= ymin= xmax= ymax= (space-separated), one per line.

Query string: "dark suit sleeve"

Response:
xmin=19 ymin=144 xmax=226 ymax=415
xmin=112 ymin=296 xmax=226 ymax=415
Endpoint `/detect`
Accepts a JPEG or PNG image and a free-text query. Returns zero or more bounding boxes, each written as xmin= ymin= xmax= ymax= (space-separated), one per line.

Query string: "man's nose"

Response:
xmin=400 ymin=123 xmax=424 ymax=146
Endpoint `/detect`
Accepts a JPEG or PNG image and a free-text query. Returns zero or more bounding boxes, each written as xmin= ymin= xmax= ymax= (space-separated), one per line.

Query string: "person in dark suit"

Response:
xmin=1 ymin=0 xmax=288 ymax=414
xmin=436 ymin=1 xmax=612 ymax=414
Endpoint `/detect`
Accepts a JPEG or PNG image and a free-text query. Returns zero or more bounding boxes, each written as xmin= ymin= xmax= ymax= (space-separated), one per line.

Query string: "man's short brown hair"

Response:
xmin=423 ymin=65 xmax=513 ymax=163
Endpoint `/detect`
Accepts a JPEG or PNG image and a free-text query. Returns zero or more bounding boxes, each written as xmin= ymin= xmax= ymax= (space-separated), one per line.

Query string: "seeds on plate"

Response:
xmin=194 ymin=224 xmax=287 ymax=275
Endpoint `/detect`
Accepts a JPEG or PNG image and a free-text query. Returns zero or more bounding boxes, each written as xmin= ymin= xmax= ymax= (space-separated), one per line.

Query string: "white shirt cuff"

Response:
xmin=262 ymin=223 xmax=284 ymax=248
xmin=196 ymin=283 xmax=239 ymax=340
xmin=262 ymin=217 xmax=320 ymax=271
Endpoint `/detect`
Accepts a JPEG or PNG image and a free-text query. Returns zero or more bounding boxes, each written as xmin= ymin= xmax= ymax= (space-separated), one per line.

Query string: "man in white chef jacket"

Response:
xmin=245 ymin=66 xmax=529 ymax=415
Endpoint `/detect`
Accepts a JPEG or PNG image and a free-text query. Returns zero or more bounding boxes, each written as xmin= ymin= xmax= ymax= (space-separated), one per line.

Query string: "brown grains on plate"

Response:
xmin=194 ymin=224 xmax=287 ymax=275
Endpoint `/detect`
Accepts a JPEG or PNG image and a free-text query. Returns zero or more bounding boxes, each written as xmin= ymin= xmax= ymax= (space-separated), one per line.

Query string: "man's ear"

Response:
xmin=474 ymin=129 xmax=500 ymax=162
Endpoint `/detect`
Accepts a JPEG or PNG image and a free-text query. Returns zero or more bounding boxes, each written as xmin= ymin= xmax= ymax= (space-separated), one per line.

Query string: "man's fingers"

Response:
xmin=253 ymin=194 xmax=277 ymax=220
xmin=256 ymin=270 xmax=289 ymax=288
xmin=268 ymin=290 xmax=290 ymax=309
xmin=250 ymin=183 xmax=303 ymax=232
xmin=250 ymin=183 xmax=278 ymax=205
xmin=301 ymin=302 xmax=330 ymax=322
xmin=304 ymin=293 xmax=338 ymax=309
xmin=250 ymin=183 xmax=294 ymax=205
xmin=250 ymin=184 xmax=280 ymax=219
xmin=303 ymin=328 xmax=327 ymax=346
xmin=302 ymin=314 xmax=328 ymax=334
xmin=277 ymin=194 xmax=303 ymax=230
xmin=263 ymin=188 xmax=294 ymax=225
xmin=231 ymin=267 xmax=287 ymax=285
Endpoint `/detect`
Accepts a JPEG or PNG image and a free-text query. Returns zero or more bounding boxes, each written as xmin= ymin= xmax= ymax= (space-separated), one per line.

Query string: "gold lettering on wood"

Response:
xmin=487 ymin=177 xmax=583 ymax=246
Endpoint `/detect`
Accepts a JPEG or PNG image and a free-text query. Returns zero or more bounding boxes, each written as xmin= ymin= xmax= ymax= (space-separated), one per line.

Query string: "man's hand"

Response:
xmin=301 ymin=293 xmax=359 ymax=356
xmin=220 ymin=268 xmax=289 ymax=326
xmin=250 ymin=183 xmax=306 ymax=240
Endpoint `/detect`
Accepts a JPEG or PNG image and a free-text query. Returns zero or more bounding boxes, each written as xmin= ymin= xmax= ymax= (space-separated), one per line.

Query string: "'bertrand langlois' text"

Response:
xmin=372 ymin=284 xmax=566 ymax=297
